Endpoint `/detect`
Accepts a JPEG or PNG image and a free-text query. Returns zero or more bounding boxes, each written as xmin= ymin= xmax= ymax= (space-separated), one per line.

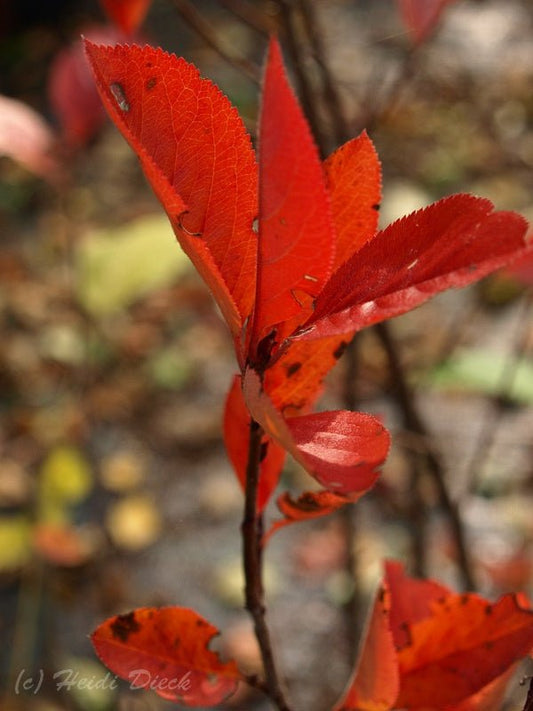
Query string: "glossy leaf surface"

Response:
xmin=243 ymin=368 xmax=389 ymax=495
xmin=301 ymin=195 xmax=530 ymax=340
xmin=85 ymin=42 xmax=257 ymax=342
xmin=250 ymin=38 xmax=334 ymax=360
xmin=91 ymin=607 xmax=241 ymax=706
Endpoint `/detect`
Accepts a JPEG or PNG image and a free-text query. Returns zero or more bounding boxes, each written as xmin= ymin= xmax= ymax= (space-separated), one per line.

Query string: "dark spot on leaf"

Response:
xmin=286 ymin=362 xmax=302 ymax=377
xmin=460 ymin=594 xmax=469 ymax=605
xmin=485 ymin=604 xmax=493 ymax=615
xmin=145 ymin=62 xmax=153 ymax=68
xmin=196 ymin=619 xmax=206 ymax=627
xmin=279 ymin=217 xmax=287 ymax=225
xmin=146 ymin=76 xmax=157 ymax=90
xmin=110 ymin=612 xmax=140 ymax=642
xmin=372 ymin=203 xmax=381 ymax=211
xmin=333 ymin=341 xmax=348 ymax=360
xmin=378 ymin=586 xmax=386 ymax=603
xmin=259 ymin=441 xmax=268 ymax=463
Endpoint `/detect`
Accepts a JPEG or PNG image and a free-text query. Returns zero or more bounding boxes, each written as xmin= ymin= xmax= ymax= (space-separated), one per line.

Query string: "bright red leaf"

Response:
xmin=396 ymin=0 xmax=457 ymax=45
xmin=84 ymin=41 xmax=257 ymax=345
xmin=91 ymin=607 xmax=242 ymax=706
xmin=249 ymin=38 xmax=334 ymax=361
xmin=300 ymin=195 xmax=530 ymax=341
xmin=333 ymin=583 xmax=399 ymax=711
xmin=99 ymin=0 xmax=152 ymax=35
xmin=243 ymin=368 xmax=390 ymax=495
xmin=86 ymin=37 xmax=530 ymax=516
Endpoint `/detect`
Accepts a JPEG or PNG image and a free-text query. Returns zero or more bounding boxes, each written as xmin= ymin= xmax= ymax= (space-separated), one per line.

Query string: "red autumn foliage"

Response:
xmin=84 ymin=35 xmax=533 ymax=710
xmin=334 ymin=561 xmax=533 ymax=711
xmin=91 ymin=607 xmax=242 ymax=706
xmin=99 ymin=0 xmax=152 ymax=36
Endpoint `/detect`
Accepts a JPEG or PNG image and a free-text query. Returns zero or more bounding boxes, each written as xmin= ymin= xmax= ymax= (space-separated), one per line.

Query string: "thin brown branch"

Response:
xmin=217 ymin=0 xmax=274 ymax=36
xmin=170 ymin=0 xmax=261 ymax=84
xmin=274 ymin=0 xmax=327 ymax=154
xmin=296 ymin=0 xmax=348 ymax=146
xmin=375 ymin=321 xmax=476 ymax=590
xmin=242 ymin=420 xmax=293 ymax=711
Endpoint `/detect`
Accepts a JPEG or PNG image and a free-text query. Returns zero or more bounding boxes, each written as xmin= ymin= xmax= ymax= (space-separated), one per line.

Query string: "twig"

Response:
xmin=242 ymin=420 xmax=293 ymax=711
xmin=296 ymin=0 xmax=347 ymax=146
xmin=170 ymin=0 xmax=261 ymax=84
xmin=375 ymin=321 xmax=476 ymax=590
xmin=274 ymin=0 xmax=327 ymax=153
xmin=216 ymin=0 xmax=273 ymax=36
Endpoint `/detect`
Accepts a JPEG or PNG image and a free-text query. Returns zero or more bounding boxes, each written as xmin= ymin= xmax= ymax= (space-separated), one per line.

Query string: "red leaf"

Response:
xmin=91 ymin=607 xmax=242 ymax=706
xmin=243 ymin=368 xmax=389 ymax=495
xmin=333 ymin=583 xmax=399 ymax=711
xmin=396 ymin=592 xmax=533 ymax=708
xmin=99 ymin=0 xmax=152 ymax=35
xmin=300 ymin=195 xmax=530 ymax=340
xmin=249 ymin=38 xmax=335 ymax=361
xmin=0 ymin=94 xmax=60 ymax=180
xmin=325 ymin=131 xmax=382 ymax=270
xmin=264 ymin=490 xmax=358 ymax=542
xmin=84 ymin=42 xmax=257 ymax=346
xmin=396 ymin=0 xmax=457 ymax=44
xmin=223 ymin=375 xmax=286 ymax=512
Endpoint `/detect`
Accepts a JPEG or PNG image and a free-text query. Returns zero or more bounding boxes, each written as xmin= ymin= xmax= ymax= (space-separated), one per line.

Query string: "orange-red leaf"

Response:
xmin=223 ymin=375 xmax=286 ymax=512
xmin=301 ymin=195 xmax=530 ymax=340
xmin=333 ymin=583 xmax=399 ymax=711
xmin=91 ymin=607 xmax=242 ymax=706
xmin=396 ymin=592 xmax=533 ymax=708
xmin=84 ymin=42 xmax=257 ymax=345
xmin=99 ymin=0 xmax=152 ymax=35
xmin=385 ymin=559 xmax=449 ymax=648
xmin=264 ymin=490 xmax=358 ymax=542
xmin=325 ymin=131 xmax=382 ymax=270
xmin=243 ymin=368 xmax=389 ymax=495
xmin=249 ymin=38 xmax=335 ymax=361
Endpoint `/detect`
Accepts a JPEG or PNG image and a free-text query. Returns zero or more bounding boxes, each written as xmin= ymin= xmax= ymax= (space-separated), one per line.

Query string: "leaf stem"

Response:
xmin=169 ymin=0 xmax=261 ymax=84
xmin=242 ymin=419 xmax=293 ymax=711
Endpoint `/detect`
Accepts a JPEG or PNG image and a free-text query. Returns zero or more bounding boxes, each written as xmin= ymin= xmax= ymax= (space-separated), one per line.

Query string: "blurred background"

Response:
xmin=1 ymin=1 xmax=533 ymax=709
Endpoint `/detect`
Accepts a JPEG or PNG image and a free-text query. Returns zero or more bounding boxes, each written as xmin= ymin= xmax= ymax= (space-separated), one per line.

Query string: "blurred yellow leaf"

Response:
xmin=39 ymin=445 xmax=93 ymax=524
xmin=76 ymin=214 xmax=190 ymax=316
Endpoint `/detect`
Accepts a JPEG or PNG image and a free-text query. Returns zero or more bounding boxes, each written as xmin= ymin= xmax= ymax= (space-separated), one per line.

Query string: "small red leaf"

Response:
xmin=250 ymin=38 xmax=335 ymax=360
xmin=49 ymin=28 xmax=121 ymax=147
xmin=397 ymin=0 xmax=457 ymax=44
xmin=99 ymin=0 xmax=152 ymax=35
xmin=325 ymin=131 xmax=382 ymax=270
xmin=396 ymin=592 xmax=533 ymax=708
xmin=264 ymin=490 xmax=357 ymax=542
xmin=84 ymin=42 xmax=257 ymax=345
xmin=243 ymin=368 xmax=389 ymax=495
xmin=333 ymin=583 xmax=399 ymax=711
xmin=301 ymin=195 xmax=530 ymax=340
xmin=224 ymin=375 xmax=286 ymax=512
xmin=91 ymin=607 xmax=242 ymax=706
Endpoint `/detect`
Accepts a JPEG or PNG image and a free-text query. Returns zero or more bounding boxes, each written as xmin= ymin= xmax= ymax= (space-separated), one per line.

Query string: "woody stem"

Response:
xmin=242 ymin=419 xmax=293 ymax=711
